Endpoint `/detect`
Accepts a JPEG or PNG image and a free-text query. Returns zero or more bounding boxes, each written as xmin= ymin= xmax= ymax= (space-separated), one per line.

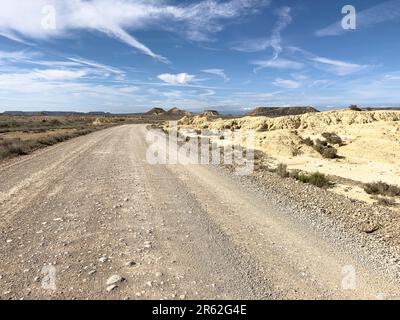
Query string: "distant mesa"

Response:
xmin=200 ymin=110 xmax=220 ymax=117
xmin=145 ymin=107 xmax=166 ymax=115
xmin=165 ymin=107 xmax=193 ymax=116
xmin=246 ymin=106 xmax=319 ymax=117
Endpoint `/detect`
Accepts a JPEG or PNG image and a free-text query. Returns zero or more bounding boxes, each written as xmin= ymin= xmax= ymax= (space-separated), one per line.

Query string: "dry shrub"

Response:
xmin=302 ymin=137 xmax=314 ymax=147
xmin=313 ymin=139 xmax=338 ymax=159
xmin=372 ymin=196 xmax=396 ymax=207
xmin=322 ymin=132 xmax=343 ymax=146
xmin=289 ymin=169 xmax=301 ymax=180
xmin=348 ymin=105 xmax=362 ymax=111
xmin=296 ymin=172 xmax=331 ymax=188
xmin=276 ymin=163 xmax=289 ymax=178
xmin=364 ymin=181 xmax=400 ymax=197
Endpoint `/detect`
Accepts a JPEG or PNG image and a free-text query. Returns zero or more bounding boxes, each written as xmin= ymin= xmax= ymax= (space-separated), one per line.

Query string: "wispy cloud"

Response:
xmin=251 ymin=58 xmax=303 ymax=72
xmin=199 ymin=89 xmax=217 ymax=96
xmin=310 ymin=57 xmax=371 ymax=76
xmin=201 ymin=69 xmax=229 ymax=81
xmin=232 ymin=6 xmax=292 ymax=56
xmin=66 ymin=57 xmax=125 ymax=78
xmin=235 ymin=7 xmax=294 ymax=73
xmin=33 ymin=69 xmax=88 ymax=81
xmin=316 ymin=0 xmax=400 ymax=36
xmin=273 ymin=78 xmax=301 ymax=89
xmin=162 ymin=90 xmax=183 ymax=98
xmin=0 ymin=0 xmax=269 ymax=62
xmin=0 ymin=50 xmax=36 ymax=63
xmin=287 ymin=47 xmax=372 ymax=76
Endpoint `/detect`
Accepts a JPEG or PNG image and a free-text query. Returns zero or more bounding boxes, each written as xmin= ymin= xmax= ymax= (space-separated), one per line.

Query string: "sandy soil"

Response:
xmin=176 ymin=110 xmax=400 ymax=206
xmin=1 ymin=124 xmax=400 ymax=300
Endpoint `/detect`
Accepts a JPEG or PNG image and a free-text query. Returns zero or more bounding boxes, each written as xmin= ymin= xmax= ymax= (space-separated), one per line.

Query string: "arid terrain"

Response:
xmin=1 ymin=118 xmax=400 ymax=300
xmin=176 ymin=109 xmax=400 ymax=206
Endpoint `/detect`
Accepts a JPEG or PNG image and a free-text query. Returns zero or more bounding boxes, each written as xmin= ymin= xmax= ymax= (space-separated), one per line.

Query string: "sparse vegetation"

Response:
xmin=348 ymin=105 xmax=362 ymax=111
xmin=276 ymin=163 xmax=289 ymax=178
xmin=273 ymin=163 xmax=330 ymax=188
xmin=289 ymin=169 xmax=301 ymax=180
xmin=364 ymin=181 xmax=400 ymax=197
xmin=0 ymin=128 xmax=101 ymax=160
xmin=296 ymin=172 xmax=331 ymax=188
xmin=303 ymin=137 xmax=314 ymax=147
xmin=0 ymin=115 xmax=147 ymax=161
xmin=322 ymin=132 xmax=343 ymax=146
xmin=313 ymin=139 xmax=338 ymax=159
xmin=372 ymin=196 xmax=397 ymax=207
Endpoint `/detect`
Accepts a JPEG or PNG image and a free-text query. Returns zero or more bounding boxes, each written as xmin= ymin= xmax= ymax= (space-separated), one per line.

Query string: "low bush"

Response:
xmin=373 ymin=196 xmax=396 ymax=207
xmin=364 ymin=181 xmax=400 ymax=197
xmin=348 ymin=105 xmax=362 ymax=111
xmin=276 ymin=163 xmax=289 ymax=178
xmin=289 ymin=169 xmax=301 ymax=180
xmin=313 ymin=139 xmax=338 ymax=159
xmin=0 ymin=127 xmax=100 ymax=160
xmin=296 ymin=172 xmax=331 ymax=188
xmin=302 ymin=137 xmax=314 ymax=147
xmin=322 ymin=132 xmax=343 ymax=146
xmin=0 ymin=138 xmax=34 ymax=159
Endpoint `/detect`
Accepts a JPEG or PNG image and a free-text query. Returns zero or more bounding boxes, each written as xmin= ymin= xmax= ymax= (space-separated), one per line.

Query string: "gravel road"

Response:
xmin=0 ymin=124 xmax=399 ymax=300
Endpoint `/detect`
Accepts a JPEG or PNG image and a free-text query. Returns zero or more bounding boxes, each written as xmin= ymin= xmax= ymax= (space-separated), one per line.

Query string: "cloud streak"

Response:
xmin=251 ymin=58 xmax=304 ymax=72
xmin=0 ymin=0 xmax=269 ymax=62
xmin=316 ymin=0 xmax=400 ymax=36
xmin=201 ymin=69 xmax=229 ymax=81
xmin=232 ymin=6 xmax=292 ymax=56
xmin=310 ymin=57 xmax=370 ymax=76
xmin=273 ymin=78 xmax=301 ymax=89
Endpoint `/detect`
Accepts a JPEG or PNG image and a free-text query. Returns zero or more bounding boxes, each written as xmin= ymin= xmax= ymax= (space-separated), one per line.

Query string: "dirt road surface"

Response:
xmin=0 ymin=124 xmax=399 ymax=300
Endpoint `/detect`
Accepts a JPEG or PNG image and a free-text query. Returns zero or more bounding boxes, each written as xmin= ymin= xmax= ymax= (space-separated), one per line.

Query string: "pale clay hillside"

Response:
xmin=176 ymin=110 xmax=400 ymax=205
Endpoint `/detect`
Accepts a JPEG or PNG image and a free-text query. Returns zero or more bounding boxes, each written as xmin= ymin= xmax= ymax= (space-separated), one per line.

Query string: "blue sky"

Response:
xmin=0 ymin=0 xmax=400 ymax=113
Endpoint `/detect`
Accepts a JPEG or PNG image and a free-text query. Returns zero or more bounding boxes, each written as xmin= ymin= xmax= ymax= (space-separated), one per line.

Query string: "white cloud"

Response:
xmin=199 ymin=89 xmax=217 ymax=96
xmin=384 ymin=72 xmax=400 ymax=80
xmin=66 ymin=57 xmax=125 ymax=77
xmin=232 ymin=37 xmax=271 ymax=53
xmin=158 ymin=73 xmax=196 ymax=85
xmin=33 ymin=69 xmax=87 ymax=81
xmin=273 ymin=78 xmax=301 ymax=89
xmin=251 ymin=58 xmax=304 ymax=72
xmin=162 ymin=90 xmax=183 ymax=98
xmin=316 ymin=0 xmax=400 ymax=36
xmin=0 ymin=0 xmax=269 ymax=61
xmin=310 ymin=57 xmax=370 ymax=76
xmin=118 ymin=86 xmax=139 ymax=93
xmin=310 ymin=79 xmax=330 ymax=87
xmin=232 ymin=6 xmax=291 ymax=56
xmin=0 ymin=50 xmax=36 ymax=63
xmin=287 ymin=47 xmax=372 ymax=76
xmin=201 ymin=69 xmax=229 ymax=81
